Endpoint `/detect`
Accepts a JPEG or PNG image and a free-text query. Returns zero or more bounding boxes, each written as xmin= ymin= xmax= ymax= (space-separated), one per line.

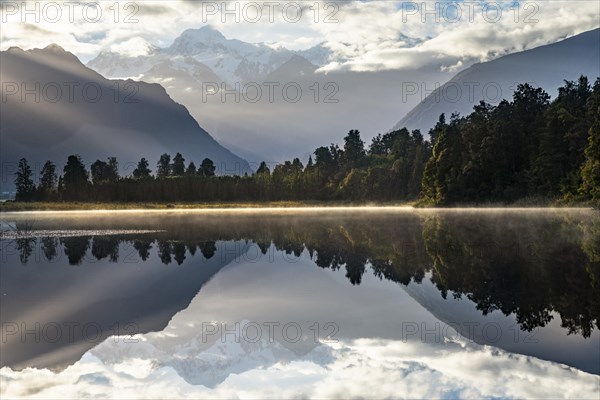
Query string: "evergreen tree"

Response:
xmin=339 ymin=168 xmax=366 ymax=199
xmin=291 ymin=158 xmax=304 ymax=173
xmin=171 ymin=153 xmax=186 ymax=176
xmin=133 ymin=158 xmax=152 ymax=178
xmin=14 ymin=158 xmax=35 ymax=201
xmin=343 ymin=129 xmax=365 ymax=168
xmin=256 ymin=161 xmax=271 ymax=175
xmin=186 ymin=162 xmax=197 ymax=176
xmin=62 ymin=155 xmax=89 ymax=200
xmin=107 ymin=157 xmax=119 ymax=182
xmin=157 ymin=154 xmax=171 ymax=178
xmin=314 ymin=146 xmax=334 ymax=168
xmin=39 ymin=161 xmax=57 ymax=191
xmin=369 ymin=134 xmax=388 ymax=155
xmin=580 ymin=78 xmax=600 ymax=201
xmin=409 ymin=134 xmax=426 ymax=198
xmin=200 ymin=158 xmax=216 ymax=177
xmin=38 ymin=160 xmax=57 ymax=200
xmin=89 ymin=158 xmax=119 ymax=184
xmin=91 ymin=160 xmax=109 ymax=184
xmin=421 ymin=114 xmax=463 ymax=204
xmin=534 ymin=77 xmax=590 ymax=195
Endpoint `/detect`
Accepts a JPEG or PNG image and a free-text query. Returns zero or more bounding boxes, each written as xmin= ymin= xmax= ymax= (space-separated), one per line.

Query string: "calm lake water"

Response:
xmin=1 ymin=208 xmax=599 ymax=398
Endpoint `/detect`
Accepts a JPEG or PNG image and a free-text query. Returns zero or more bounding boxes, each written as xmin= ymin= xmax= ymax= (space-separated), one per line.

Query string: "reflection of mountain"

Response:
xmin=393 ymin=29 xmax=600 ymax=134
xmin=0 ymin=237 xmax=250 ymax=370
xmin=0 ymin=44 xmax=250 ymax=193
xmin=91 ymin=319 xmax=330 ymax=389
xmin=402 ymin=275 xmax=600 ymax=376
xmin=4 ymin=230 xmax=597 ymax=399
xmin=2 ymin=209 xmax=599 ymax=374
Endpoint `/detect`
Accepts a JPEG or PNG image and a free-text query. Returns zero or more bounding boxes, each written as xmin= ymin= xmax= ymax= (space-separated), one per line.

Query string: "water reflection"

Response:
xmin=0 ymin=209 xmax=598 ymax=379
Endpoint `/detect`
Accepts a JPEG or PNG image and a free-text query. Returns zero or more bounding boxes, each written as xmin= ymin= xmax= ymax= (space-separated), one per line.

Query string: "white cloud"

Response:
xmin=315 ymin=0 xmax=600 ymax=72
xmin=109 ymin=37 xmax=155 ymax=57
xmin=2 ymin=335 xmax=598 ymax=399
xmin=1 ymin=1 xmax=598 ymax=70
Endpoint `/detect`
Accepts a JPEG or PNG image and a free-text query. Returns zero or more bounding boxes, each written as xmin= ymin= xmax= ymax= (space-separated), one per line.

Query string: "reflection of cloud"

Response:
xmin=2 ymin=249 xmax=599 ymax=399
xmin=1 ymin=336 xmax=598 ymax=399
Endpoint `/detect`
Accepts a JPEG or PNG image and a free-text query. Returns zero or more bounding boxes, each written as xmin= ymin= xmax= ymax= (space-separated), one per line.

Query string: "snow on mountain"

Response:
xmin=88 ymin=320 xmax=320 ymax=389
xmin=297 ymin=43 xmax=331 ymax=66
xmin=87 ymin=50 xmax=157 ymax=79
xmin=88 ymin=26 xmax=328 ymax=85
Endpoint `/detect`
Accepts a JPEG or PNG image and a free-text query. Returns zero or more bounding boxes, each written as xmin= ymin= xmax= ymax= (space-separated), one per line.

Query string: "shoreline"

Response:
xmin=0 ymin=200 xmax=597 ymax=212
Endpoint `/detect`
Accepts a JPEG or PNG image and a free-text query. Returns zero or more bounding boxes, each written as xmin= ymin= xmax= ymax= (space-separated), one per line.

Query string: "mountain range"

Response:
xmin=87 ymin=26 xmax=600 ymax=163
xmin=0 ymin=44 xmax=250 ymax=192
xmin=88 ymin=26 xmax=330 ymax=85
xmin=2 ymin=27 xmax=598 ymax=189
xmin=87 ymin=26 xmax=451 ymax=163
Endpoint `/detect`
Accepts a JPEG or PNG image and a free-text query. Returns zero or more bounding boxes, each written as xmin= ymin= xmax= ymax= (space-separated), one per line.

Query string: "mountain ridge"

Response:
xmin=88 ymin=26 xmax=329 ymax=84
xmin=393 ymin=28 xmax=600 ymax=134
xmin=0 ymin=44 xmax=251 ymax=192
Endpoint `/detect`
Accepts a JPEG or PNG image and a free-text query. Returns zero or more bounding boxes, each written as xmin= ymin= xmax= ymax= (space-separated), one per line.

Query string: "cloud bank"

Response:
xmin=2 ymin=335 xmax=598 ymax=399
xmin=1 ymin=1 xmax=598 ymax=71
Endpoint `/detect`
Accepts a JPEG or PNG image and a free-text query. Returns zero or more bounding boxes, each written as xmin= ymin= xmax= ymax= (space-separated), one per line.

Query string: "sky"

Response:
xmin=1 ymin=0 xmax=599 ymax=72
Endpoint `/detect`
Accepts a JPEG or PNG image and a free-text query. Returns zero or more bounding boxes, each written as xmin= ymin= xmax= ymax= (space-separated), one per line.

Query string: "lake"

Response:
xmin=1 ymin=208 xmax=599 ymax=398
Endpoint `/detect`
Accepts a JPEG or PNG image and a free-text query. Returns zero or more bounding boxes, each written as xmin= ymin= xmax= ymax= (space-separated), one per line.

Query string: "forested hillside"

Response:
xmin=13 ymin=77 xmax=600 ymax=206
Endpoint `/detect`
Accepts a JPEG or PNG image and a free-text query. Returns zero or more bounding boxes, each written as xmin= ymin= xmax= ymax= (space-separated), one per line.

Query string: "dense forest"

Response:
xmin=13 ymin=76 xmax=600 ymax=205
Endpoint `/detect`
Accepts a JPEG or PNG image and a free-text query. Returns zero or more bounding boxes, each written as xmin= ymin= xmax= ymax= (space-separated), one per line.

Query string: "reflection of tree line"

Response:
xmin=5 ymin=213 xmax=599 ymax=336
xmin=10 ymin=235 xmax=218 ymax=266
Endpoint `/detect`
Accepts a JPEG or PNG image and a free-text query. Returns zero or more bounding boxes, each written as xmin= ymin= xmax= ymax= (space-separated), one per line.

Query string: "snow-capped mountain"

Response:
xmin=87 ymin=26 xmax=450 ymax=164
xmin=88 ymin=26 xmax=330 ymax=85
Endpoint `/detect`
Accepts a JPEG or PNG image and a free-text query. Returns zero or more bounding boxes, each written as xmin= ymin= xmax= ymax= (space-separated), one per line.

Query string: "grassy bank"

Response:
xmin=0 ymin=200 xmax=596 ymax=212
xmin=0 ymin=200 xmax=417 ymax=212
xmin=413 ymin=197 xmax=598 ymax=209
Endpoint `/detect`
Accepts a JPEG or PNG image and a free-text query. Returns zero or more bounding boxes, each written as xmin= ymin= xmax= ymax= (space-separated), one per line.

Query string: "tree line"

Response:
xmin=13 ymin=76 xmax=600 ymax=205
xmin=421 ymin=76 xmax=600 ymax=204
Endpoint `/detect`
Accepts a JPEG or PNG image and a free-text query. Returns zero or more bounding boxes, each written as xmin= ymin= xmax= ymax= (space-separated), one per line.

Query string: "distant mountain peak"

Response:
xmin=284 ymin=54 xmax=318 ymax=70
xmin=43 ymin=43 xmax=68 ymax=53
xmin=0 ymin=44 xmax=251 ymax=190
xmin=178 ymin=26 xmax=227 ymax=44
xmin=8 ymin=43 xmax=77 ymax=59
xmin=8 ymin=43 xmax=87 ymax=70
xmin=87 ymin=25 xmax=332 ymax=85
xmin=166 ymin=26 xmax=234 ymax=58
